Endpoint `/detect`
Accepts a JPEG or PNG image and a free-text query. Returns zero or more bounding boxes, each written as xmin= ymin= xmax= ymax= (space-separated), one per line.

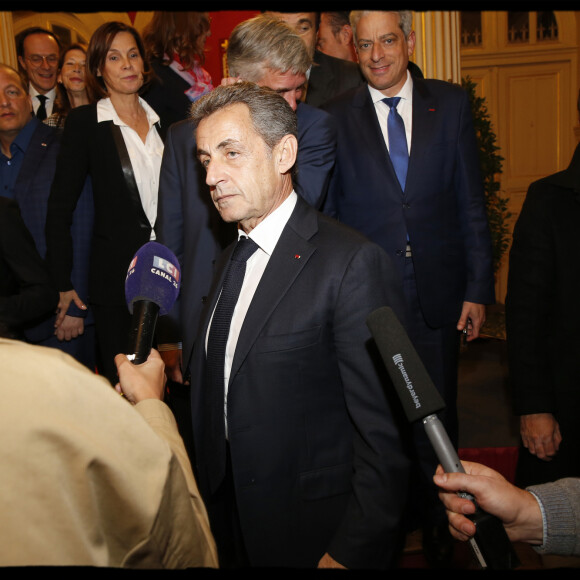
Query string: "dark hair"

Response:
xmin=16 ymin=26 xmax=62 ymax=58
xmin=191 ymin=81 xmax=298 ymax=179
xmin=86 ymin=21 xmax=152 ymax=100
xmin=142 ymin=11 xmax=211 ymax=68
xmin=322 ymin=11 xmax=351 ymax=36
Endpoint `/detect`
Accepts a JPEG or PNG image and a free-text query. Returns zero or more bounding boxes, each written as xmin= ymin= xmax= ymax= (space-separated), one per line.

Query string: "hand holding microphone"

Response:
xmin=366 ymin=306 xmax=520 ymax=570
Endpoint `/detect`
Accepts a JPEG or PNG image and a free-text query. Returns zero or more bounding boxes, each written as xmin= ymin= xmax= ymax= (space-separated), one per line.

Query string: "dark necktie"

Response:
xmin=383 ymin=97 xmax=408 ymax=190
xmin=205 ymin=235 xmax=259 ymax=492
xmin=36 ymin=95 xmax=48 ymax=121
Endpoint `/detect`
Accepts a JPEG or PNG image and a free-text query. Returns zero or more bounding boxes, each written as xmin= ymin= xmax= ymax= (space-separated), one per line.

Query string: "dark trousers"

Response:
xmin=402 ymin=257 xmax=461 ymax=530
xmin=204 ymin=443 xmax=250 ymax=569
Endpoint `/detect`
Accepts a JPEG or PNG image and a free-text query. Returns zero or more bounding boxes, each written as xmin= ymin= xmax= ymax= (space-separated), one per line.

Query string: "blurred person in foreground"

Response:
xmin=0 ymin=335 xmax=218 ymax=568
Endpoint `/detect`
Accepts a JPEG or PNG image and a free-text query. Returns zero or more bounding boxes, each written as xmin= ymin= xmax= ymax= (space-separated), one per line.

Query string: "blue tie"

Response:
xmin=205 ymin=235 xmax=258 ymax=492
xmin=383 ymin=97 xmax=408 ymax=190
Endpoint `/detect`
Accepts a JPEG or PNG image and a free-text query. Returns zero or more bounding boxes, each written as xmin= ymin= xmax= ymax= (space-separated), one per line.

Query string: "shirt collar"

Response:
xmin=96 ymin=96 xmax=161 ymax=128
xmin=241 ymin=191 xmax=298 ymax=256
xmin=29 ymin=85 xmax=57 ymax=102
xmin=368 ymin=69 xmax=413 ymax=105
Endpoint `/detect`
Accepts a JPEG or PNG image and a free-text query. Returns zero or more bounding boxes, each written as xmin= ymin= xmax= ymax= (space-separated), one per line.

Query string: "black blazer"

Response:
xmin=46 ymin=103 xmax=154 ymax=307
xmin=190 ymin=196 xmax=409 ymax=569
xmin=305 ymin=49 xmax=365 ymax=108
xmin=506 ymin=143 xmax=580 ymax=417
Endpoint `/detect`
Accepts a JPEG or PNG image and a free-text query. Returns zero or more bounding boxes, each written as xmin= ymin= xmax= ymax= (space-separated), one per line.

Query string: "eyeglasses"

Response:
xmin=26 ymin=55 xmax=59 ymax=67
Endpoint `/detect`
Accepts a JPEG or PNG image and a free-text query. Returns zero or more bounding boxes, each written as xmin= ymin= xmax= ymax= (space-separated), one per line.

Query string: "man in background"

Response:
xmin=320 ymin=10 xmax=495 ymax=566
xmin=0 ymin=63 xmax=95 ymax=370
xmin=266 ymin=11 xmax=365 ymax=108
xmin=506 ymin=142 xmax=580 ymax=494
xmin=317 ymin=11 xmax=357 ymax=62
xmin=16 ymin=27 xmax=62 ymax=121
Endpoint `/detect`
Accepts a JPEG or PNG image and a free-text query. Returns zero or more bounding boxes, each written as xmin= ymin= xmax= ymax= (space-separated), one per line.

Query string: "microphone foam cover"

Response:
xmin=366 ymin=306 xmax=446 ymax=423
xmin=125 ymin=241 xmax=181 ymax=316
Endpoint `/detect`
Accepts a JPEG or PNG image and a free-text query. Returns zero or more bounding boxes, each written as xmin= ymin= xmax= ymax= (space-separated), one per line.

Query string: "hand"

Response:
xmin=433 ymin=461 xmax=543 ymax=545
xmin=456 ymin=301 xmax=486 ymax=342
xmin=159 ymin=348 xmax=186 ymax=384
xmin=114 ymin=349 xmax=167 ymax=405
xmin=55 ymin=289 xmax=86 ymax=328
xmin=55 ymin=315 xmax=84 ymax=341
xmin=317 ymin=553 xmax=347 ymax=569
xmin=520 ymin=413 xmax=562 ymax=461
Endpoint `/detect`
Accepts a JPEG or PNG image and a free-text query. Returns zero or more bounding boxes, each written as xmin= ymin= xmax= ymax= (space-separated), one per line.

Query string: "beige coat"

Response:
xmin=0 ymin=338 xmax=217 ymax=568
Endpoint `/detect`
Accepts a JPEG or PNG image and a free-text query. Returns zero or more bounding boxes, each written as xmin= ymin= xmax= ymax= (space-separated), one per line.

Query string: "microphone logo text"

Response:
xmin=392 ymin=353 xmax=421 ymax=409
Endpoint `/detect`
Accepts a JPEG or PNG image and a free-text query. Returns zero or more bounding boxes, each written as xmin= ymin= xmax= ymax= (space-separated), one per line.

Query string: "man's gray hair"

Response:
xmin=227 ymin=13 xmax=312 ymax=82
xmin=190 ymin=81 xmax=298 ymax=177
xmin=350 ymin=10 xmax=413 ymax=41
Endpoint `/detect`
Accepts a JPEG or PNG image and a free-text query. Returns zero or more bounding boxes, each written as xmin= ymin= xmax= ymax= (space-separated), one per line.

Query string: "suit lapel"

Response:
xmin=109 ymin=122 xmax=151 ymax=230
xmin=229 ymin=199 xmax=317 ymax=382
xmin=406 ymin=79 xmax=438 ymax=195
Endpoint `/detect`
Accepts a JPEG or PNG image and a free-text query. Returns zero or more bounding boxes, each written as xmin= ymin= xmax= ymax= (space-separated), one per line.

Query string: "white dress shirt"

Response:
xmin=96 ymin=97 xmax=164 ymax=240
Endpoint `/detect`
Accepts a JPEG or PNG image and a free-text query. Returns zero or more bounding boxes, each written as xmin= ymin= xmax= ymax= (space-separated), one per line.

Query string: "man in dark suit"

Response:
xmin=16 ymin=27 xmax=62 ymax=121
xmin=187 ymin=80 xmax=408 ymax=570
xmin=266 ymin=11 xmax=365 ymax=107
xmin=0 ymin=64 xmax=95 ymax=370
xmin=156 ymin=14 xmax=337 ymax=393
xmin=320 ymin=11 xmax=495 ymax=566
xmin=506 ymin=142 xmax=580 ymax=489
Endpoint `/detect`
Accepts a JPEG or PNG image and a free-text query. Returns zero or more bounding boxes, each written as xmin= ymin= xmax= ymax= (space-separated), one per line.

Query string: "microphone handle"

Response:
xmin=127 ymin=300 xmax=160 ymax=365
xmin=423 ymin=413 xmax=520 ymax=569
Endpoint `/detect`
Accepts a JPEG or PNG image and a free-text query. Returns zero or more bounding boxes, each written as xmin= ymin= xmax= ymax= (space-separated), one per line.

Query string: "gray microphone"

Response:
xmin=366 ymin=306 xmax=520 ymax=570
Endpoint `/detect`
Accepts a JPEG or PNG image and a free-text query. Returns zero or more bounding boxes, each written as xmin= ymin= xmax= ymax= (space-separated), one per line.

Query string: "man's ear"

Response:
xmin=407 ymin=30 xmax=416 ymax=59
xmin=341 ymin=24 xmax=353 ymax=46
xmin=275 ymin=134 xmax=298 ymax=175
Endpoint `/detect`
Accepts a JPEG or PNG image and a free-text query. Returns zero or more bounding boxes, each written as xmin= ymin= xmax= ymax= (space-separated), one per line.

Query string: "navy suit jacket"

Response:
xmin=322 ymin=80 xmax=495 ymax=328
xmin=156 ymin=102 xmax=337 ymax=366
xmin=12 ymin=118 xmax=93 ymax=343
xmin=190 ymin=196 xmax=409 ymax=568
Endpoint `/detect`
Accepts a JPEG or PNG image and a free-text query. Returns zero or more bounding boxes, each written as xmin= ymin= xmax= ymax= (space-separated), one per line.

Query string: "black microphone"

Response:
xmin=125 ymin=242 xmax=181 ymax=365
xmin=366 ymin=306 xmax=520 ymax=570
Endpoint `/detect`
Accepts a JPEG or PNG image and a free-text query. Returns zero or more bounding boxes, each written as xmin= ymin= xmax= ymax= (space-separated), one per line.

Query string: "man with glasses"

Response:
xmin=16 ymin=27 xmax=61 ymax=121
